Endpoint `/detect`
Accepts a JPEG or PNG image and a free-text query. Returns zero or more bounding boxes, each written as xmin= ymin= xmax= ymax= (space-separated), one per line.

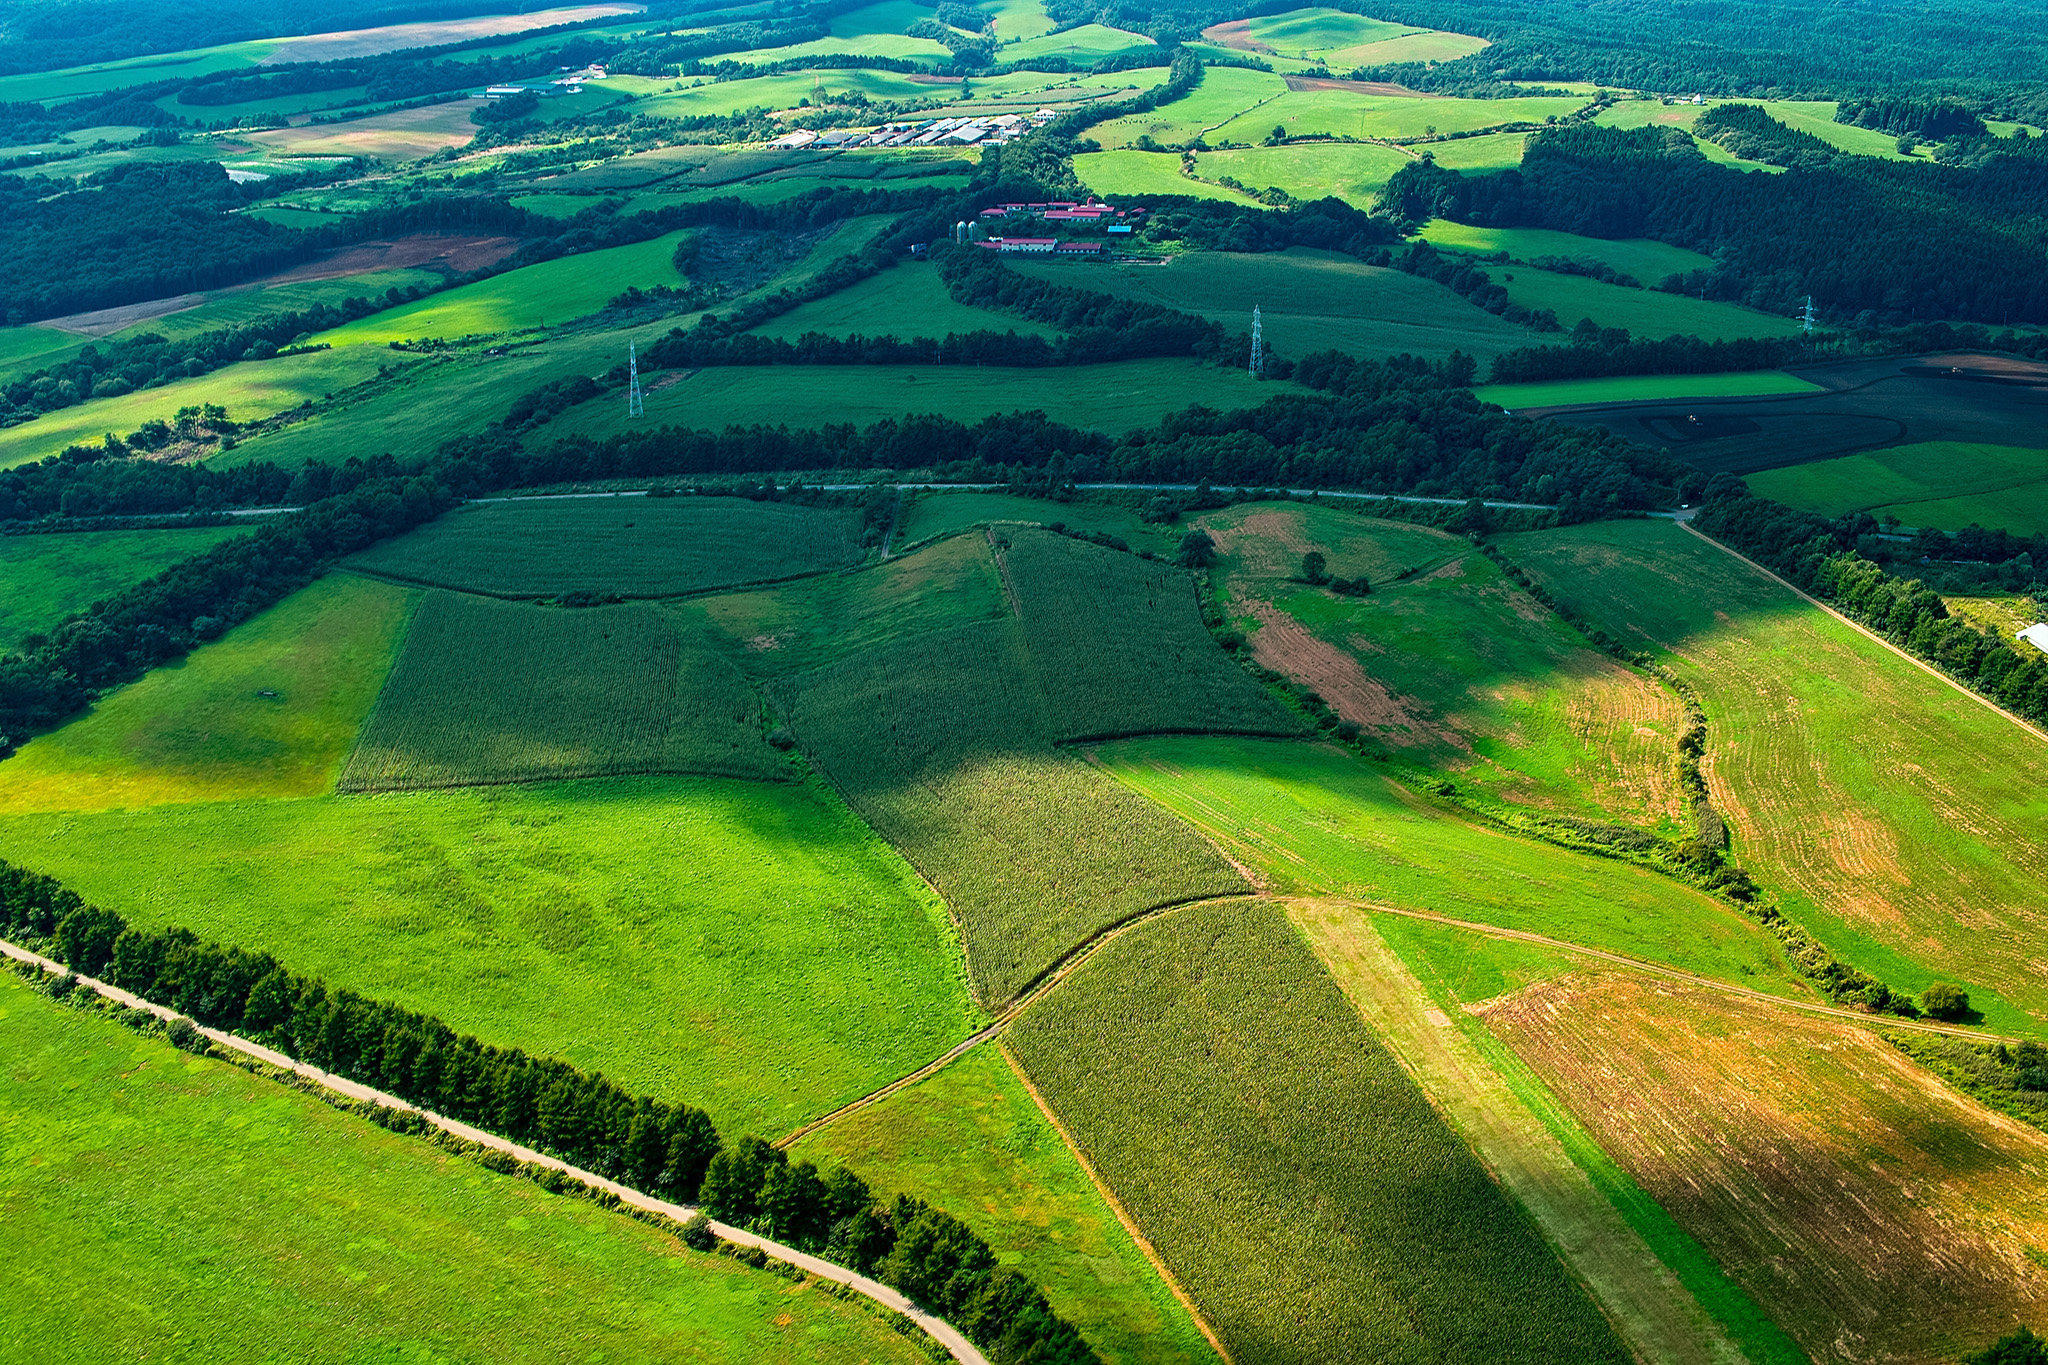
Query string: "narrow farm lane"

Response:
xmin=0 ymin=938 xmax=991 ymax=1365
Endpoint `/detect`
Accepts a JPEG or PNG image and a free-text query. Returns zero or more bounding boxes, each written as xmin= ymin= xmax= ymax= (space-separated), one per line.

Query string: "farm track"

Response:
xmin=0 ymin=937 xmax=991 ymax=1365
xmin=1675 ymin=516 xmax=2048 ymax=747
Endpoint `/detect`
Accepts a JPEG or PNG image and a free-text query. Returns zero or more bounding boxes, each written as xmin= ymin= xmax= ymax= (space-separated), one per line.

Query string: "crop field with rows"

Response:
xmin=349 ymin=497 xmax=867 ymax=599
xmin=1006 ymin=897 xmax=1633 ymax=1365
xmin=339 ymin=592 xmax=784 ymax=791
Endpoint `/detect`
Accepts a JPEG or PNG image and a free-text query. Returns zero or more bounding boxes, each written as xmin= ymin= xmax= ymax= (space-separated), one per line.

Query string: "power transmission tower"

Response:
xmin=1801 ymin=295 xmax=1816 ymax=335
xmin=1249 ymin=305 xmax=1263 ymax=379
xmin=627 ymin=341 xmax=645 ymax=417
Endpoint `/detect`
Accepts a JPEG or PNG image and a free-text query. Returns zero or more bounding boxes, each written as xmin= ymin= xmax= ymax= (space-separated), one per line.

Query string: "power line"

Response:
xmin=627 ymin=341 xmax=645 ymax=418
xmin=1249 ymin=305 xmax=1263 ymax=379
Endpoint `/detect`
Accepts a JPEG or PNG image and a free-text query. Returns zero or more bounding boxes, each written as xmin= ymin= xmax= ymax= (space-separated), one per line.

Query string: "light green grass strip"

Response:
xmin=1474 ymin=371 xmax=1823 ymax=408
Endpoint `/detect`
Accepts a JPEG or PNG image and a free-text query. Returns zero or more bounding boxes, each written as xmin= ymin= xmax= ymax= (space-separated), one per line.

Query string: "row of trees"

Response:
xmin=1486 ymin=329 xmax=1810 ymax=384
xmin=701 ymin=1139 xmax=1098 ymax=1364
xmin=1689 ymin=485 xmax=2048 ymax=727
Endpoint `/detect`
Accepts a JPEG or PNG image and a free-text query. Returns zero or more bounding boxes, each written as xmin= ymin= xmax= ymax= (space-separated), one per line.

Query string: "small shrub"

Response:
xmin=1921 ymin=981 xmax=1971 ymax=1021
xmin=680 ymin=1212 xmax=717 ymax=1251
xmin=164 ymin=1017 xmax=201 ymax=1051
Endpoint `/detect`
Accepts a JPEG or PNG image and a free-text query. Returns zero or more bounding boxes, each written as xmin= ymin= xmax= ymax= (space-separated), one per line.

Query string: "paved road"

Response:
xmin=463 ymin=483 xmax=1557 ymax=511
xmin=0 ymin=937 xmax=989 ymax=1365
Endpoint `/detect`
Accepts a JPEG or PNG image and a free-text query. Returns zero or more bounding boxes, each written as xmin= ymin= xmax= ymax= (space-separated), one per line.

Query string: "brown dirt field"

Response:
xmin=258 ymin=233 xmax=522 ymax=284
xmin=1483 ymin=973 xmax=2048 ymax=1365
xmin=38 ymin=294 xmax=206 ymax=336
xmin=1198 ymin=18 xmax=1274 ymax=54
xmin=1283 ymin=75 xmax=1430 ymax=97
xmin=245 ymin=101 xmax=486 ymax=161
xmin=1244 ymin=598 xmax=1449 ymax=746
xmin=260 ymin=5 xmax=642 ymax=63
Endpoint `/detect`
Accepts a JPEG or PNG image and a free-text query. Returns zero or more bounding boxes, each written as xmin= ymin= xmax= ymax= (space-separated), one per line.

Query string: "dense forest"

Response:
xmin=1383 ymin=123 xmax=2048 ymax=326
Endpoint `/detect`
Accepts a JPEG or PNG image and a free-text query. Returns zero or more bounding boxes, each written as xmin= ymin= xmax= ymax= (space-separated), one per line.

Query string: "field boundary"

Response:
xmin=0 ymin=936 xmax=991 ymax=1365
xmin=1675 ymin=517 xmax=2048 ymax=747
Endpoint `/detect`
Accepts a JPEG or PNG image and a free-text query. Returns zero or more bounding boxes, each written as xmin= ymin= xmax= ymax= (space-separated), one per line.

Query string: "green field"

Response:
xmin=1074 ymin=149 xmax=1259 ymax=201
xmin=0 ymin=970 xmax=927 ymax=1365
xmin=541 ymin=357 xmax=1285 ymax=442
xmin=1193 ymin=141 xmax=1412 ymax=207
xmin=1745 ymin=441 xmax=2048 ymax=536
xmin=1331 ymin=28 xmax=1490 ymax=65
xmin=1238 ymin=8 xmax=1419 ymax=56
xmin=314 ymin=231 xmax=689 ymax=344
xmin=1424 ymin=131 xmax=1530 ymax=172
xmin=1419 ymin=221 xmax=1714 ymax=283
xmin=1004 ymin=23 xmax=1155 ymax=63
xmin=1084 ymin=67 xmax=1291 ymax=148
xmin=895 ymin=492 xmax=1182 ymax=555
xmin=1006 ymin=896 xmax=1633 ymax=1365
xmin=350 ymin=497 xmax=865 ymax=598
xmin=1210 ymin=93 xmax=1588 ymax=145
xmin=1008 ymin=248 xmax=1539 ymax=364
xmin=0 ymin=773 xmax=976 ymax=1133
xmin=1098 ymin=735 xmax=1807 ymax=994
xmin=1593 ymin=97 xmax=1924 ymax=164
xmin=339 ymin=593 xmax=783 ymax=791
xmin=792 ymin=1044 xmax=1219 ymax=1365
xmin=751 ymin=264 xmax=1061 ymax=342
xmin=782 ymin=617 xmax=1246 ymax=1004
xmin=86 ymin=266 xmax=451 ymax=345
xmin=1503 ymin=519 xmax=2048 ymax=1032
xmin=1199 ymin=502 xmax=1688 ymax=825
xmin=0 ymin=574 xmax=413 ymax=814
xmin=1481 ymin=264 xmax=1804 ymax=340
xmin=0 ymin=525 xmax=250 ymax=651
xmin=1474 ymin=371 xmax=1825 ymax=408
xmin=632 ymin=69 xmax=957 ymax=120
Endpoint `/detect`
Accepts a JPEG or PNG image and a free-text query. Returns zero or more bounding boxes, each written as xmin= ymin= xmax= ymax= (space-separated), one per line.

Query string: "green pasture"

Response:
xmin=0 ymin=525 xmax=251 ymax=652
xmin=0 ymin=773 xmax=977 ymax=1134
xmin=1745 ymin=441 xmax=2048 ymax=536
xmin=339 ymin=593 xmax=785 ymax=791
xmin=1005 ymin=24 xmax=1156 ymax=63
xmin=894 ymin=492 xmax=1179 ymax=554
xmin=1074 ymin=149 xmax=1256 ymax=201
xmin=1194 ymin=141 xmax=1411 ymax=207
xmin=1200 ymin=501 xmax=1689 ymax=826
xmin=1594 ymin=98 xmax=1925 ymax=163
xmin=681 ymin=531 xmax=1013 ymax=678
xmin=100 ymin=266 xmax=449 ymax=345
xmin=1423 ymin=131 xmax=1530 ymax=172
xmin=1084 ymin=67 xmax=1290 ymax=148
xmin=0 ymin=43 xmax=269 ymax=105
xmin=510 ymin=191 xmax=613 ymax=218
xmin=153 ymin=81 xmax=371 ymax=122
xmin=543 ymin=357 xmax=1284 ymax=443
xmin=985 ymin=0 xmax=1060 ymax=40
xmin=1502 ymin=519 xmax=2048 ymax=1033
xmin=1420 ymin=221 xmax=1713 ymax=283
xmin=792 ymin=1045 xmax=1218 ymax=1365
xmin=0 ymin=574 xmax=412 ymax=814
xmin=316 ymin=231 xmax=688 ymax=344
xmin=1098 ymin=735 xmax=1806 ymax=993
xmin=633 ymin=69 xmax=954 ymax=121
xmin=533 ymin=142 xmax=711 ymax=190
xmin=1241 ymin=8 xmax=1419 ymax=55
xmin=1473 ymin=371 xmax=1823 ymax=409
xmin=1007 ymin=248 xmax=1539 ymax=364
xmin=1007 ymin=896 xmax=1632 ymax=1365
xmin=1210 ymin=93 xmax=1588 ymax=145
xmin=1331 ymin=28 xmax=1490 ymax=65
xmin=712 ymin=32 xmax=953 ymax=66
xmin=1481 ymin=264 xmax=1804 ymax=341
xmin=0 ymin=325 xmax=85 ymax=376
xmin=751 ymin=263 xmax=1062 ymax=341
xmin=0 ymin=972 xmax=929 ymax=1365
xmin=350 ymin=496 xmax=865 ymax=598
xmin=0 ymin=344 xmax=389 ymax=471
xmin=1179 ymin=41 xmax=1328 ymax=75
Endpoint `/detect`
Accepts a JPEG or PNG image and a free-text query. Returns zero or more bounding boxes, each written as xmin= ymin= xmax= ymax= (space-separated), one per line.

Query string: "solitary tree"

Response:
xmin=1921 ymin=981 xmax=1971 ymax=1021
xmin=1177 ymin=530 xmax=1217 ymax=568
xmin=1301 ymin=550 xmax=1328 ymax=583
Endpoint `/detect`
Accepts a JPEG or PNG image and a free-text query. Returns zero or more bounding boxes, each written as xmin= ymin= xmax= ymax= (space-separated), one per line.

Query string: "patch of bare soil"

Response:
xmin=685 ymin=223 xmax=838 ymax=298
xmin=1199 ymin=18 xmax=1274 ymax=53
xmin=1484 ymin=973 xmax=2048 ymax=1365
xmin=907 ymin=74 xmax=965 ymax=84
xmin=1244 ymin=598 xmax=1452 ymax=747
xmin=261 ymin=5 xmax=642 ymax=64
xmin=39 ymin=294 xmax=207 ymax=336
xmin=258 ymin=232 xmax=522 ymax=285
xmin=1283 ymin=74 xmax=1430 ymax=97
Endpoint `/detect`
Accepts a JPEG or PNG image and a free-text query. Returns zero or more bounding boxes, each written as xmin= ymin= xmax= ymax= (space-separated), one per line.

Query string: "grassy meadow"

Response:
xmin=0 ymin=970 xmax=929 ymax=1365
xmin=1744 ymin=440 xmax=2048 ymax=536
xmin=1210 ymin=92 xmax=1589 ymax=145
xmin=0 ymin=574 xmax=413 ymax=814
xmin=894 ymin=492 xmax=1182 ymax=555
xmin=1200 ymin=502 xmax=1689 ymax=825
xmin=1419 ymin=221 xmax=1714 ymax=283
xmin=1074 ymin=150 xmax=1260 ymax=201
xmin=0 ymin=774 xmax=976 ymax=1134
xmin=1481 ymin=264 xmax=1805 ymax=340
xmin=1083 ymin=66 xmax=1291 ymax=148
xmin=1193 ymin=141 xmax=1412 ymax=207
xmin=1504 ymin=518 xmax=2048 ymax=1032
xmin=749 ymin=264 xmax=1062 ymax=341
xmin=339 ymin=593 xmax=785 ymax=791
xmin=1097 ymin=735 xmax=1805 ymax=994
xmin=1006 ymin=896 xmax=1632 ymax=1365
xmin=792 ymin=1044 xmax=1220 ymax=1365
xmin=1474 ymin=371 xmax=1824 ymax=408
xmin=1485 ymin=973 xmax=2048 ymax=1365
xmin=1424 ymin=131 xmax=1531 ymax=172
xmin=1007 ymin=249 xmax=1539 ymax=364
xmin=350 ymin=497 xmax=866 ymax=598
xmin=0 ymin=525 xmax=251 ymax=651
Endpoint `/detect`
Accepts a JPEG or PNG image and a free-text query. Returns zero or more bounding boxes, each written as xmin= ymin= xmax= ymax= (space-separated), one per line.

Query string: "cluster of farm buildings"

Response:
xmin=770 ymin=109 xmax=1061 ymax=150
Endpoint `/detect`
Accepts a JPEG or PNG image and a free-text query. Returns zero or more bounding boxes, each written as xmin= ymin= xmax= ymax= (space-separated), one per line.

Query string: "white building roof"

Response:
xmin=2019 ymin=623 xmax=2048 ymax=654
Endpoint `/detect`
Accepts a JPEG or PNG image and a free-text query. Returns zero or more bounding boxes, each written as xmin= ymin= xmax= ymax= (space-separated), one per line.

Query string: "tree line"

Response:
xmin=0 ymin=855 xmax=1101 ymax=1364
xmin=1689 ymin=483 xmax=2048 ymax=727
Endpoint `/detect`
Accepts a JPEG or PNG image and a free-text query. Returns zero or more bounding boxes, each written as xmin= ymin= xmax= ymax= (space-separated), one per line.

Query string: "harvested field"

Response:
xmin=244 ymin=101 xmax=488 ymax=161
xmin=1006 ymin=897 xmax=1633 ymax=1365
xmin=38 ymin=293 xmax=206 ymax=336
xmin=1504 ymin=518 xmax=2048 ymax=1031
xmin=258 ymin=233 xmax=522 ymax=284
xmin=1283 ymin=74 xmax=1426 ymax=96
xmin=339 ymin=592 xmax=783 ymax=791
xmin=1483 ymin=973 xmax=2048 ymax=1365
xmin=348 ymin=497 xmax=864 ymax=599
xmin=258 ymin=5 xmax=644 ymax=63
xmin=997 ymin=528 xmax=1299 ymax=741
